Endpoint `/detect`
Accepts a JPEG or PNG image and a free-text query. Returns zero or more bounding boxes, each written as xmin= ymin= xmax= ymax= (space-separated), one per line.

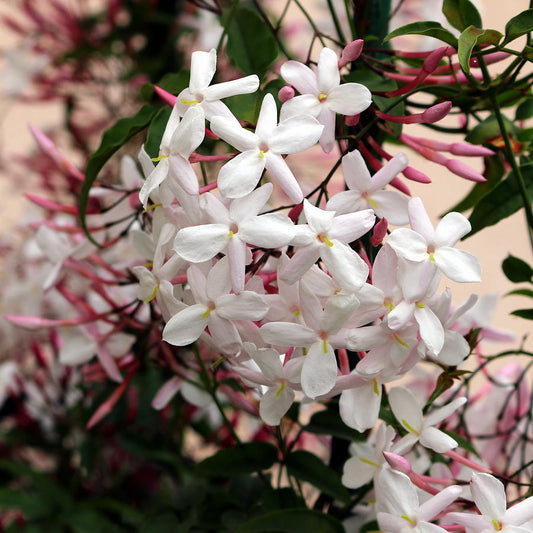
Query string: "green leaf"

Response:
xmin=224 ymin=6 xmax=278 ymax=77
xmin=458 ymin=27 xmax=502 ymax=74
xmin=465 ymin=114 xmax=518 ymax=145
xmin=502 ymin=254 xmax=533 ymax=283
xmin=285 ymin=450 xmax=350 ymax=504
xmin=0 ymin=489 xmax=51 ymax=519
xmin=511 ymin=308 xmax=533 ymax=320
xmin=196 ymin=442 xmax=277 ymax=477
xmin=235 ymin=508 xmax=345 ymax=533
xmin=503 ymin=8 xmax=533 ymax=45
xmin=79 ymin=104 xmax=159 ymax=242
xmin=507 ymin=288 xmax=533 ymax=298
xmin=384 ymin=22 xmax=458 ymax=48
xmin=145 ymin=106 xmax=172 ymax=159
xmin=304 ymin=408 xmax=363 ymax=441
xmin=468 ymin=163 xmax=533 ymax=236
xmin=516 ymin=99 xmax=533 ymax=121
xmin=442 ymin=0 xmax=482 ymax=31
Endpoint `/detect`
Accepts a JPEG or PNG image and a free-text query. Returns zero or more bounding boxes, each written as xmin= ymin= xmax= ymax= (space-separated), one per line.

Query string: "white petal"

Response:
xmin=434 ymin=212 xmax=471 ymax=247
xmin=268 ymin=116 xmax=323 ymax=154
xmin=408 ymin=197 xmax=434 ymax=242
xmin=163 ymin=304 xmax=209 ymax=346
xmin=321 ymin=241 xmax=369 ymax=292
xmin=256 ymin=93 xmax=278 ymax=141
xmin=437 ymin=330 xmax=470 ymax=366
xmin=280 ymin=245 xmax=321 ymax=284
xmin=341 ymin=456 xmax=376 ymax=489
xmin=229 ymin=183 xmax=273 ymax=222
xmin=317 ymin=47 xmax=340 ymax=94
xmin=434 ymin=248 xmax=481 ymax=283
xmin=204 ymin=75 xmax=259 ymax=100
xmin=339 ymin=381 xmax=381 ymax=432
xmin=169 ymin=155 xmax=199 ymax=195
xmin=139 ymin=158 xmax=169 ymax=207
xmin=189 ymin=48 xmax=216 ymax=94
xmin=419 ymin=426 xmax=458 ymax=453
xmin=227 ymin=236 xmax=247 ymax=294
xmin=301 ymin=341 xmax=337 ymax=398
xmin=209 ymin=116 xmax=258 ymax=152
xmin=216 ymin=291 xmax=268 ymax=321
xmin=370 ymin=153 xmax=409 ymax=190
xmin=260 ymin=386 xmax=295 ymax=426
xmin=303 ymin=199 xmax=334 ymax=234
xmin=207 ymin=313 xmax=242 ymax=354
xmin=152 ymin=376 xmax=182 ymax=410
xmin=329 ymin=209 xmax=375 ymax=243
xmin=317 ymin=106 xmax=336 ymax=153
xmin=174 ymin=224 xmax=229 ymax=262
xmin=419 ymin=485 xmax=462 ymax=522
xmin=415 ymin=304 xmax=445 ymax=355
xmin=370 ymin=190 xmax=410 ymax=226
xmin=170 ymin=106 xmax=205 ymax=158
xmin=217 ymin=150 xmax=265 ymax=198
xmin=388 ymin=386 xmax=423 ymax=434
xmin=471 ymin=473 xmax=508 ymax=521
xmin=280 ymin=94 xmax=321 ymax=121
xmin=341 ymin=149 xmax=372 ymax=191
xmin=280 ymin=60 xmax=318 ymax=94
xmin=264 ymin=152 xmax=303 ymax=203
xmin=505 ymin=495 xmax=533 ymax=526
xmin=387 ymin=227 xmax=428 ymax=262
xmin=326 ymin=83 xmax=372 ymax=115
xmin=326 ymin=191 xmax=365 ymax=215
xmin=260 ymin=322 xmax=316 ymax=347
xmin=239 ymin=213 xmax=295 ymax=248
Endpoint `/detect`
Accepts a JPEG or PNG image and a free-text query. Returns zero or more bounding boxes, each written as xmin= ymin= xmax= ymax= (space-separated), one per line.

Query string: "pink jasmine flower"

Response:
xmin=280 ymin=47 xmax=372 ymax=152
xmin=210 ymin=93 xmax=323 ymax=202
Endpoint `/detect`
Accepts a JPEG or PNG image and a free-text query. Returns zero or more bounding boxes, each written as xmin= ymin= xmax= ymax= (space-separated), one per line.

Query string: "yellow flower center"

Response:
xmin=318 ymin=93 xmax=328 ymax=102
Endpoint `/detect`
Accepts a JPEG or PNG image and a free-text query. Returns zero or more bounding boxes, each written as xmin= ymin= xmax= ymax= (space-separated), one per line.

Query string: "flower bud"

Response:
xmin=339 ymin=39 xmax=364 ymax=68
xmin=278 ymin=86 xmax=295 ymax=103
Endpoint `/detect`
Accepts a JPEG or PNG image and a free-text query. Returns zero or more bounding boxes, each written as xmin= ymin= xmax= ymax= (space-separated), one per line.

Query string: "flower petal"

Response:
xmin=434 ymin=247 xmax=481 ymax=283
xmin=326 ymin=83 xmax=372 ymax=115
xmin=217 ymin=150 xmax=265 ymax=198
xmin=174 ymin=224 xmax=229 ymax=262
xmin=280 ymin=60 xmax=318 ymax=95
xmin=163 ymin=304 xmax=209 ymax=346
xmin=301 ymin=341 xmax=338 ymax=398
xmin=317 ymin=47 xmax=340 ymax=94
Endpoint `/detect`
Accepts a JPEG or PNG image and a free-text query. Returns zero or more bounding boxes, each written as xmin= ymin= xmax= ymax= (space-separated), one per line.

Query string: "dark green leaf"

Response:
xmin=468 ymin=163 xmax=533 ymax=236
xmin=345 ymin=70 xmax=397 ymax=92
xmin=259 ymin=488 xmax=305 ymax=512
xmin=502 ymin=254 xmax=533 ymax=283
xmin=465 ymin=114 xmax=518 ymax=145
xmin=304 ymin=408 xmax=363 ymax=441
xmin=507 ymin=288 xmax=533 ymax=298
xmin=0 ymin=489 xmax=51 ymax=519
xmin=225 ymin=6 xmax=278 ymax=77
xmin=384 ymin=22 xmax=458 ymax=48
xmin=458 ymin=26 xmax=484 ymax=74
xmin=516 ymin=99 xmax=533 ymax=121
xmin=145 ymin=106 xmax=172 ymax=159
xmin=79 ymin=104 xmax=159 ymax=242
xmin=511 ymin=308 xmax=533 ymax=320
xmin=373 ymin=94 xmax=404 ymax=137
xmin=196 ymin=442 xmax=277 ymax=477
xmin=360 ymin=521 xmax=380 ymax=533
xmin=443 ymin=0 xmax=482 ymax=31
xmin=235 ymin=508 xmax=345 ymax=533
xmin=140 ymin=512 xmax=179 ymax=532
xmin=503 ymin=9 xmax=533 ymax=45
xmin=285 ymin=450 xmax=350 ymax=504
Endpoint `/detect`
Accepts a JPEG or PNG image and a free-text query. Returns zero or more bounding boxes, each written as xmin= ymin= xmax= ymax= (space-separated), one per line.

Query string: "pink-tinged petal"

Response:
xmin=317 ymin=47 xmax=340 ymax=94
xmin=227 ymin=236 xmax=247 ymax=294
xmin=201 ymin=100 xmax=239 ymax=123
xmin=260 ymin=322 xmax=316 ymax=347
xmin=298 ymin=284 xmax=322 ymax=331
xmin=280 ymin=244 xmax=321 ymax=284
xmin=245 ymin=344 xmax=284 ymax=381
xmin=445 ymin=512 xmax=489 ymax=531
xmin=216 ymin=291 xmax=268 ymax=321
xmin=417 ymin=523 xmax=449 ymax=533
xmin=388 ymin=300 xmax=415 ymax=331
xmin=389 ymin=386 xmax=423 ymax=433
xmin=189 ymin=48 xmax=216 ymax=94
xmin=60 ymin=336 xmax=97 ymax=366
xmin=415 ymin=305 xmax=444 ymax=355
xmin=206 ymin=257 xmax=232 ymax=301
xmin=326 ymin=83 xmax=372 ymax=115
xmin=326 ymin=190 xmax=366 ymax=215
xmin=376 ymin=512 xmax=403 ymax=533
xmin=321 ymin=292 xmax=359 ymax=334
xmin=303 ymin=199 xmax=335 ymax=234
xmin=321 ymin=241 xmax=369 ymax=292
xmin=264 ymin=153 xmax=303 ymax=203
xmin=170 ymin=106 xmax=205 ymax=158
xmin=161 ymin=105 xmax=182 ymax=148
xmin=370 ymin=190 xmax=409 ymax=226
xmin=269 ymin=115 xmax=323 ymax=154
xmin=207 ymin=314 xmax=242 ymax=354
xmin=163 ymin=304 xmax=209 ymax=346
xmin=339 ymin=379 xmax=381 ymax=432
xmin=434 ymin=247 xmax=481 ymax=283
xmin=420 ymin=486 xmax=462 ymax=522
xmin=329 ymin=209 xmax=375 ymax=243
xmin=301 ymin=341 xmax=337 ymax=398
xmin=372 ymin=244 xmax=398 ymax=296
xmin=280 ymin=60 xmax=318 ymax=95
xmin=139 ymin=158 xmax=170 ymax=207
xmin=398 ymin=258 xmax=439 ymax=302
xmin=229 ymin=183 xmax=273 ymax=222
xmin=387 ymin=227 xmax=428 ymax=262
xmin=342 ymin=455 xmax=376 ymax=489
xmin=256 ymin=93 xmax=279 ymax=141
xmin=425 ymin=397 xmax=466 ymax=427
xmin=209 ymin=116 xmax=258 ymax=152
xmin=471 ymin=473 xmax=507 ymax=521
xmin=505 ymin=495 xmax=533 ymax=526
xmin=438 ymin=330 xmax=470 ymax=366
xmin=420 ymin=426 xmax=458 ymax=453
xmin=346 ymin=325 xmax=386 ymax=351
xmin=152 ymin=376 xmax=182 ymax=410
xmin=204 ymin=75 xmax=259 ymax=101
xmin=317 ymin=106 xmax=337 ymax=153
xmin=260 ymin=386 xmax=295 ymax=426
xmin=341 ymin=149 xmax=372 ymax=191
xmin=174 ymin=224 xmax=229 ymax=262
xmin=434 ymin=212 xmax=472 ymax=247
xmin=280 ymin=94 xmax=321 ymax=121
xmin=169 ymin=155 xmax=199 ymax=195
xmin=217 ymin=150 xmax=265 ymax=198
xmin=239 ymin=213 xmax=295 ymax=248
xmin=408 ymin=197 xmax=434 ymax=242
xmin=370 ymin=153 xmax=409 ymax=190
xmin=377 ymin=469 xmax=419 ymax=516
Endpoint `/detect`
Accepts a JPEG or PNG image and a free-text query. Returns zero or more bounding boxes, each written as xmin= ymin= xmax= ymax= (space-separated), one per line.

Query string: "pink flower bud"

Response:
xmin=383 ymin=451 xmax=412 ymax=474
xmin=154 ymin=85 xmax=177 ymax=107
xmin=339 ymin=39 xmax=364 ymax=68
xmin=445 ymin=159 xmax=486 ymax=182
xmin=449 ymin=143 xmax=495 ymax=157
xmin=371 ymin=217 xmax=388 ymax=246
xmin=422 ymin=47 xmax=450 ymax=74
xmin=278 ymin=85 xmax=295 ymax=103
xmin=421 ymin=101 xmax=452 ymax=123
xmin=402 ymin=166 xmax=431 ymax=183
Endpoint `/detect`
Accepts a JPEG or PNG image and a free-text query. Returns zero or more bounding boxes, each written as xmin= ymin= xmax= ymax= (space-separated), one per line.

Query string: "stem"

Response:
xmin=293 ymin=0 xmax=327 ymax=47
xmin=326 ymin=0 xmax=346 ymax=43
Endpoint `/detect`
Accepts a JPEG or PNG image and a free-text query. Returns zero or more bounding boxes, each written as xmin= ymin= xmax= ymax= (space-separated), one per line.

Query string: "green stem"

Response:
xmin=293 ymin=0 xmax=327 ymax=47
xmin=326 ymin=0 xmax=346 ymax=43
xmin=489 ymin=91 xmax=533 ymax=254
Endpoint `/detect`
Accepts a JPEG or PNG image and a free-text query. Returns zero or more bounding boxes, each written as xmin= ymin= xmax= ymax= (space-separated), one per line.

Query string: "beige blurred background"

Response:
xmin=0 ymin=1 xmax=531 ymax=352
